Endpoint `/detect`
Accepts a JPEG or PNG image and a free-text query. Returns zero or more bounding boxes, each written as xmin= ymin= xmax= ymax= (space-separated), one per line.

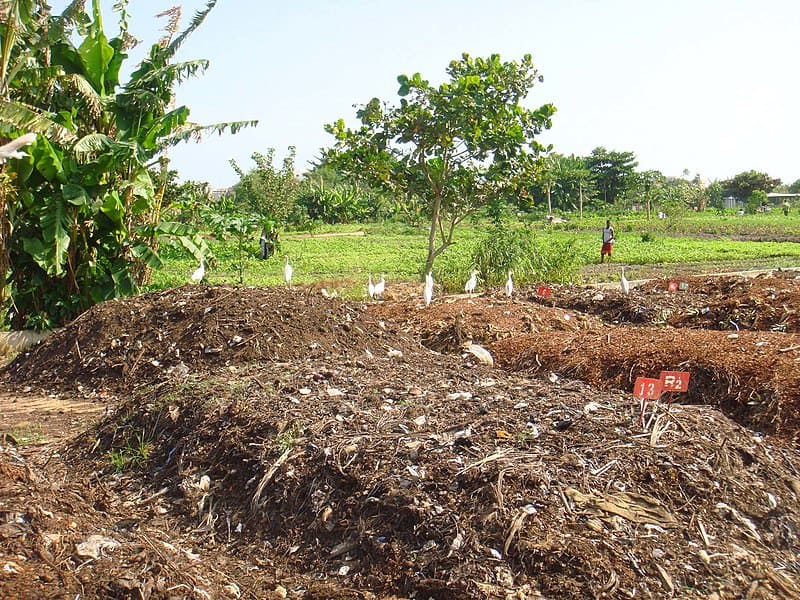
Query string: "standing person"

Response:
xmin=600 ymin=219 xmax=614 ymax=263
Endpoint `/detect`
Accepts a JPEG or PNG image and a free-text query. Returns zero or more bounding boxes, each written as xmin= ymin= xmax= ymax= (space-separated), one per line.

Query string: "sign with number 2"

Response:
xmin=659 ymin=371 xmax=690 ymax=392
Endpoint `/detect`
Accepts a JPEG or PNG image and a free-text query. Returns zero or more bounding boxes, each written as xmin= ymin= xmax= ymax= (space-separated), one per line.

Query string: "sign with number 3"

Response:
xmin=633 ymin=377 xmax=663 ymax=400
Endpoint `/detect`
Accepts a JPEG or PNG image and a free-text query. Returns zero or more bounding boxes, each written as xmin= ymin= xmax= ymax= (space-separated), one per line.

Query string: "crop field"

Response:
xmin=152 ymin=212 xmax=800 ymax=292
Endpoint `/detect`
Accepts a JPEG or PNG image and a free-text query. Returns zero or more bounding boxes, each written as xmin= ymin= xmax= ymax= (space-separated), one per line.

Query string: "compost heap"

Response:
xmin=2 ymin=273 xmax=800 ymax=599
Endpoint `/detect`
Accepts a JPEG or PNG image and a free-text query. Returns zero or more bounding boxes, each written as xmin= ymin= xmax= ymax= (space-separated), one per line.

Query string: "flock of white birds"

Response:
xmin=190 ymin=253 xmax=633 ymax=301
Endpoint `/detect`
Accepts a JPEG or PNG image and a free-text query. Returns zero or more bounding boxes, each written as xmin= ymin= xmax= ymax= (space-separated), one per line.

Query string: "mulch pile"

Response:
xmin=523 ymin=271 xmax=800 ymax=333
xmin=3 ymin=273 xmax=800 ymax=599
xmin=4 ymin=285 xmax=420 ymax=393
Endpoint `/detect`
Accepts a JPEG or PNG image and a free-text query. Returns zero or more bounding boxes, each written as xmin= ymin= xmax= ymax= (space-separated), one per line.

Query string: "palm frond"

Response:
xmin=159 ymin=119 xmax=258 ymax=147
xmin=165 ymin=0 xmax=217 ymax=61
xmin=126 ymin=59 xmax=209 ymax=89
xmin=0 ymin=100 xmax=76 ymax=143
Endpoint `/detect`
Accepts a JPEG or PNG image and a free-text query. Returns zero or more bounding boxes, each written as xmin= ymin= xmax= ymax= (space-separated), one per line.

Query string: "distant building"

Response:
xmin=724 ymin=196 xmax=741 ymax=209
xmin=767 ymin=193 xmax=800 ymax=204
xmin=210 ymin=187 xmax=235 ymax=202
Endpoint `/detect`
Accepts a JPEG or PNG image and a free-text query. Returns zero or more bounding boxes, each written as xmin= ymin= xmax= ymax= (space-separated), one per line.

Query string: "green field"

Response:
xmin=152 ymin=211 xmax=800 ymax=293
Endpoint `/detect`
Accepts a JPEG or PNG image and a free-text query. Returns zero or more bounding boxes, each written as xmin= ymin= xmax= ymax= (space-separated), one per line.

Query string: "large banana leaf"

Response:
xmin=0 ymin=100 xmax=76 ymax=143
xmin=141 ymin=106 xmax=189 ymax=149
xmin=36 ymin=197 xmax=72 ymax=276
xmin=77 ymin=0 xmax=114 ymax=95
xmin=160 ymin=119 xmax=258 ymax=147
xmin=130 ymin=241 xmax=162 ymax=269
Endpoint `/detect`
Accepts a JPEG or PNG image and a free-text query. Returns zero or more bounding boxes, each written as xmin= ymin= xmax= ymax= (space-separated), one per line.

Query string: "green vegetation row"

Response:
xmin=152 ymin=219 xmax=800 ymax=294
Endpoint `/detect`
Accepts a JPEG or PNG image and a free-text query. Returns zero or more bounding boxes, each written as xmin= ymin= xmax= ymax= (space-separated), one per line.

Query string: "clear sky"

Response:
xmin=54 ymin=1 xmax=800 ymax=188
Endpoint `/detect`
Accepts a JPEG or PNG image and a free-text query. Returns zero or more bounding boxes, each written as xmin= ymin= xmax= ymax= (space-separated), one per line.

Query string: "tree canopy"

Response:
xmin=722 ymin=170 xmax=781 ymax=201
xmin=586 ymin=147 xmax=638 ymax=205
xmin=325 ymin=53 xmax=556 ymax=273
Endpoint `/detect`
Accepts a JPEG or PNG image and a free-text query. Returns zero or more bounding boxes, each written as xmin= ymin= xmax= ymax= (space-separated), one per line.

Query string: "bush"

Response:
xmin=469 ymin=225 xmax=587 ymax=287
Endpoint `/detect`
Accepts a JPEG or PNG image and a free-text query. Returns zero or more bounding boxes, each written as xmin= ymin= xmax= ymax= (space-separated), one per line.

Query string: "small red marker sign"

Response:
xmin=537 ymin=286 xmax=552 ymax=298
xmin=659 ymin=370 xmax=690 ymax=392
xmin=668 ymin=281 xmax=678 ymax=292
xmin=633 ymin=377 xmax=663 ymax=400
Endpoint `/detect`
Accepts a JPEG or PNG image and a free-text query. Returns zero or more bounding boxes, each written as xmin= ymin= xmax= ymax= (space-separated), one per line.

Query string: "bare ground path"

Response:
xmin=0 ymin=392 xmax=104 ymax=444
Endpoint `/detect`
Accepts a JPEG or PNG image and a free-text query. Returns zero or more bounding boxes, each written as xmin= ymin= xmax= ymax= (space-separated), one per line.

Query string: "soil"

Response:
xmin=2 ymin=272 xmax=800 ymax=599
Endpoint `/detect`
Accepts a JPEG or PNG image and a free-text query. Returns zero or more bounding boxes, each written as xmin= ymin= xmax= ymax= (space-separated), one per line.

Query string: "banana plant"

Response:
xmin=3 ymin=0 xmax=256 ymax=328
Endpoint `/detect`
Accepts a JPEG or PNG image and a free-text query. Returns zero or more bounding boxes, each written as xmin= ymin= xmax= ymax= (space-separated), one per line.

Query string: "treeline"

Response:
xmin=195 ymin=145 xmax=795 ymax=234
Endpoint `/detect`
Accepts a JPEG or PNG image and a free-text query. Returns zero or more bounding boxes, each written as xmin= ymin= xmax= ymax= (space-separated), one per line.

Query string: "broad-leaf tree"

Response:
xmin=722 ymin=170 xmax=781 ymax=201
xmin=230 ymin=146 xmax=300 ymax=227
xmin=586 ymin=146 xmax=638 ymax=205
xmin=325 ymin=53 xmax=556 ymax=273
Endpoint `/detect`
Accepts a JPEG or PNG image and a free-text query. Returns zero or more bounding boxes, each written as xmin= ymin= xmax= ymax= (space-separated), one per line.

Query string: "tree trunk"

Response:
xmin=546 ymin=183 xmax=552 ymax=215
xmin=646 ymin=194 xmax=651 ymax=220
xmin=579 ymin=183 xmax=583 ymax=220
xmin=424 ymin=194 xmax=442 ymax=275
xmin=0 ymin=179 xmax=9 ymax=309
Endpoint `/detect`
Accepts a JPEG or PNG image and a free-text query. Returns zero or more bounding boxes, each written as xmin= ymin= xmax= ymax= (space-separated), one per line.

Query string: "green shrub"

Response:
xmin=470 ymin=225 xmax=587 ymax=286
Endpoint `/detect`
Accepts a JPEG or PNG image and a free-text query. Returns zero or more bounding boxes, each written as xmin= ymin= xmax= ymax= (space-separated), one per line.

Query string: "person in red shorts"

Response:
xmin=600 ymin=219 xmax=614 ymax=263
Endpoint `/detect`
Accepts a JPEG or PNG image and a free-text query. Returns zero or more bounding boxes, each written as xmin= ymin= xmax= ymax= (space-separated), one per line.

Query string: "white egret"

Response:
xmin=423 ymin=271 xmax=434 ymax=306
xmin=504 ymin=270 xmax=514 ymax=298
xmin=620 ymin=266 xmax=630 ymax=295
xmin=368 ymin=274 xmax=375 ymax=299
xmin=374 ymin=274 xmax=385 ymax=299
xmin=465 ymin=270 xmax=478 ymax=295
xmin=0 ymin=133 xmax=36 ymax=161
xmin=283 ymin=255 xmax=293 ymax=286
xmin=190 ymin=259 xmax=205 ymax=283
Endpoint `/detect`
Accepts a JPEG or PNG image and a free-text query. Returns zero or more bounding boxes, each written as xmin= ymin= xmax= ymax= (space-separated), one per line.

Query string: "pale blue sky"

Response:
xmin=55 ymin=1 xmax=800 ymax=188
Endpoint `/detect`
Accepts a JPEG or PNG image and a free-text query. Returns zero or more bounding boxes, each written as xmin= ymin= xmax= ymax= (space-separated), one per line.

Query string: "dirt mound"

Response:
xmin=526 ymin=273 xmax=800 ymax=333
xmin=9 ymin=352 xmax=798 ymax=599
xmin=3 ymin=285 xmax=419 ymax=393
xmin=490 ymin=327 xmax=800 ymax=437
xmin=371 ymin=293 xmax=604 ymax=353
xmin=4 ymin=281 xmax=800 ymax=598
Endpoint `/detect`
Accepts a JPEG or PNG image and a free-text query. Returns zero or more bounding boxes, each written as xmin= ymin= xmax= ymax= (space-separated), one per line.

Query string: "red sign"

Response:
xmin=633 ymin=377 xmax=663 ymax=400
xmin=659 ymin=371 xmax=690 ymax=392
xmin=668 ymin=281 xmax=678 ymax=292
xmin=537 ymin=286 xmax=552 ymax=298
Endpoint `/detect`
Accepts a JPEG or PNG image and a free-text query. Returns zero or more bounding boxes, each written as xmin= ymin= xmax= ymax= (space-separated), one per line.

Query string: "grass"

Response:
xmin=7 ymin=424 xmax=46 ymax=445
xmin=150 ymin=211 xmax=800 ymax=291
xmin=108 ymin=432 xmax=154 ymax=472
